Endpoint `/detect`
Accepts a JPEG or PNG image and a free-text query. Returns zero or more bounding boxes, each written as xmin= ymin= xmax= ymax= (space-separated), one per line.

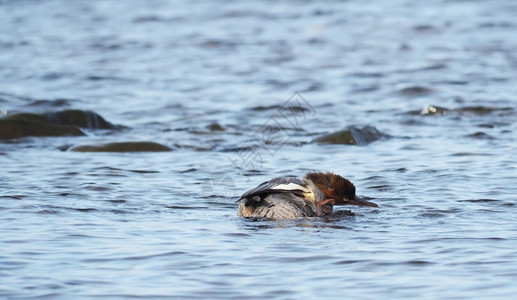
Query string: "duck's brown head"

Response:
xmin=305 ymin=171 xmax=378 ymax=207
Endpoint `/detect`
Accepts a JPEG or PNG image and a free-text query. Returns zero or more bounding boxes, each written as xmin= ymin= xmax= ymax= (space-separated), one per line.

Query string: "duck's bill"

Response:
xmin=349 ymin=196 xmax=378 ymax=207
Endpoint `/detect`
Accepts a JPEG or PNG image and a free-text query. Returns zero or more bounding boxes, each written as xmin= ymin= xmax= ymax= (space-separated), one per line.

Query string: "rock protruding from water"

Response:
xmin=417 ymin=105 xmax=513 ymax=116
xmin=206 ymin=122 xmax=225 ymax=132
xmin=0 ymin=119 xmax=85 ymax=139
xmin=70 ymin=142 xmax=172 ymax=152
xmin=420 ymin=105 xmax=448 ymax=116
xmin=1 ymin=110 xmax=118 ymax=139
xmin=314 ymin=125 xmax=390 ymax=145
xmin=5 ymin=110 xmax=117 ymax=129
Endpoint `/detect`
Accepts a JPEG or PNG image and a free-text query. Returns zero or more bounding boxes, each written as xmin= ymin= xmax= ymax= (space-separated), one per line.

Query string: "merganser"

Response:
xmin=237 ymin=171 xmax=377 ymax=219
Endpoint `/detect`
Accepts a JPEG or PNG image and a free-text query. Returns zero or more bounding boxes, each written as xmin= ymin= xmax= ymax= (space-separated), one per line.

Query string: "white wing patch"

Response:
xmin=271 ymin=183 xmax=310 ymax=192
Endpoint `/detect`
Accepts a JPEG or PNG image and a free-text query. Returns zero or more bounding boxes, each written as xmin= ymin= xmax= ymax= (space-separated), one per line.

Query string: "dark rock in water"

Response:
xmin=49 ymin=110 xmax=117 ymax=129
xmin=466 ymin=132 xmax=495 ymax=140
xmin=399 ymin=86 xmax=434 ymax=96
xmin=314 ymin=125 xmax=390 ymax=145
xmin=1 ymin=109 xmax=118 ymax=139
xmin=455 ymin=106 xmax=513 ymax=116
xmin=417 ymin=105 xmax=513 ymax=116
xmin=206 ymin=122 xmax=225 ymax=131
xmin=5 ymin=110 xmax=117 ymax=129
xmin=0 ymin=119 xmax=85 ymax=139
xmin=70 ymin=142 xmax=172 ymax=152
xmin=413 ymin=25 xmax=435 ymax=32
xmin=249 ymin=104 xmax=281 ymax=111
xmin=250 ymin=104 xmax=312 ymax=113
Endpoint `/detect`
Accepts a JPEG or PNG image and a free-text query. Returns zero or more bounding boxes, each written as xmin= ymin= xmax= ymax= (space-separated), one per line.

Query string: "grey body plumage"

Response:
xmin=237 ymin=176 xmax=325 ymax=219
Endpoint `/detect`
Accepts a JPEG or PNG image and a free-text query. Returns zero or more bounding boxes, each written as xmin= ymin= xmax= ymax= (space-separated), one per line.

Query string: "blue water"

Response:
xmin=1 ymin=0 xmax=517 ymax=298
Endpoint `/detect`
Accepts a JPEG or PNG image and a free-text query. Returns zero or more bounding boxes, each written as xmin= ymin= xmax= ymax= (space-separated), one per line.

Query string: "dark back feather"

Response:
xmin=238 ymin=176 xmax=307 ymax=202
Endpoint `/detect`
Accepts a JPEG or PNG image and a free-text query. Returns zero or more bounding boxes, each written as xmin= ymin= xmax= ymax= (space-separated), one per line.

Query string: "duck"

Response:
xmin=237 ymin=171 xmax=377 ymax=219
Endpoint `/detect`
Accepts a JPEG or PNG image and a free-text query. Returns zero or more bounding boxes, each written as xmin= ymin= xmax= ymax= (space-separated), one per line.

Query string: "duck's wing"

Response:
xmin=238 ymin=176 xmax=309 ymax=202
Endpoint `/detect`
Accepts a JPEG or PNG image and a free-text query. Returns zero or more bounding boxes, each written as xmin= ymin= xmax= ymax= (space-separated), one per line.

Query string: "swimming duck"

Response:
xmin=237 ymin=171 xmax=377 ymax=219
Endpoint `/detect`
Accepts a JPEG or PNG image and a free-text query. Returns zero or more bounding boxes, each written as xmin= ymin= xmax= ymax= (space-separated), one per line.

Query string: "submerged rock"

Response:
xmin=5 ymin=110 xmax=117 ymax=129
xmin=455 ymin=106 xmax=513 ymax=116
xmin=25 ymin=98 xmax=74 ymax=108
xmin=70 ymin=142 xmax=172 ymax=152
xmin=466 ymin=132 xmax=495 ymax=140
xmin=399 ymin=86 xmax=434 ymax=96
xmin=0 ymin=119 xmax=85 ymax=139
xmin=249 ymin=104 xmax=312 ymax=112
xmin=314 ymin=125 xmax=390 ymax=145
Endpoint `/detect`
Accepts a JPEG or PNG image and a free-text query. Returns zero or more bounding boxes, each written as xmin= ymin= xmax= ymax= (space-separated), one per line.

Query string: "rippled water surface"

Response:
xmin=1 ymin=0 xmax=517 ymax=298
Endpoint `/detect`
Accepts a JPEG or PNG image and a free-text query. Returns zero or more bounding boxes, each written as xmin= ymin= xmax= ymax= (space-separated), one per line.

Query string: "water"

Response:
xmin=1 ymin=0 xmax=517 ymax=298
